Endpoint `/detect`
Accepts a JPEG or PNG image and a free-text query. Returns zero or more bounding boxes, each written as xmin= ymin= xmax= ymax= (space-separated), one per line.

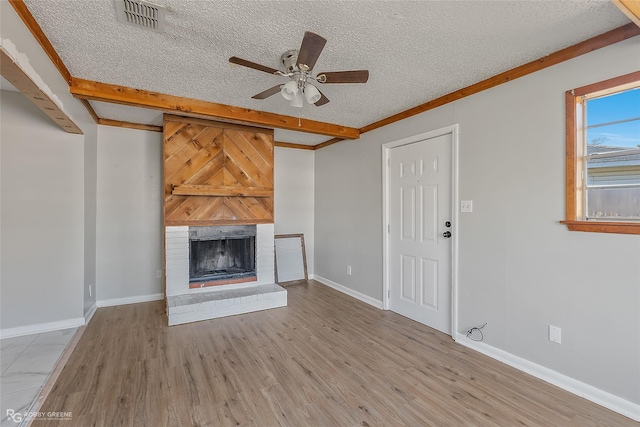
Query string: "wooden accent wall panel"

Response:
xmin=164 ymin=115 xmax=274 ymax=225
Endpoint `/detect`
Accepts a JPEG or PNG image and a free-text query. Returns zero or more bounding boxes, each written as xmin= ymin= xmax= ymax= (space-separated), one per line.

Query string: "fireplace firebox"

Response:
xmin=189 ymin=225 xmax=256 ymax=284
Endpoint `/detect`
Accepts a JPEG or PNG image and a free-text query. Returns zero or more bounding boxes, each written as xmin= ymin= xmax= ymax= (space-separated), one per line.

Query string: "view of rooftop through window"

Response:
xmin=585 ymin=86 xmax=640 ymax=220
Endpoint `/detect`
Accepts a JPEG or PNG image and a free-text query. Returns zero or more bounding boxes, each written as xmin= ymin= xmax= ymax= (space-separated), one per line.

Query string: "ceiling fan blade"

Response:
xmin=314 ymin=89 xmax=330 ymax=106
xmin=297 ymin=32 xmax=327 ymax=71
xmin=316 ymin=70 xmax=369 ymax=84
xmin=251 ymin=85 xmax=283 ymax=100
xmin=229 ymin=56 xmax=282 ymax=75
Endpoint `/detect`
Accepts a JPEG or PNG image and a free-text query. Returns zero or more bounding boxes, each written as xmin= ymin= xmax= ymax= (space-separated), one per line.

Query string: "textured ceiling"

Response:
xmin=21 ymin=0 xmax=630 ymax=138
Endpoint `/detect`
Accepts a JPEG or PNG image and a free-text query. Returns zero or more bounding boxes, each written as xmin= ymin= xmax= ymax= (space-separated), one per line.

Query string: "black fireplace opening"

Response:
xmin=189 ymin=225 xmax=256 ymax=283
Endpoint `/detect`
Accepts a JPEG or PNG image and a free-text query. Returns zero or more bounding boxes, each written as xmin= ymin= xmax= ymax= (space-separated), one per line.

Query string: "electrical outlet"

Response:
xmin=461 ymin=200 xmax=473 ymax=212
xmin=156 ymin=270 xmax=163 ymax=279
xmin=549 ymin=325 xmax=561 ymax=344
xmin=346 ymin=265 xmax=352 ymax=276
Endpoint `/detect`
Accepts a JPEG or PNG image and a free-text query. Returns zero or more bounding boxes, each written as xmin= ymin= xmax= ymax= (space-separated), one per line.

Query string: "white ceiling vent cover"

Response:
xmin=115 ymin=0 xmax=165 ymax=33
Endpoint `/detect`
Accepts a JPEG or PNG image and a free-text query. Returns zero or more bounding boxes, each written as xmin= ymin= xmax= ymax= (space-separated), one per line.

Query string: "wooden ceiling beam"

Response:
xmin=97 ymin=118 xmax=163 ymax=133
xmin=314 ymin=138 xmax=344 ymax=150
xmin=359 ymin=23 xmax=640 ymax=135
xmin=274 ymin=142 xmax=316 ymax=150
xmin=69 ymin=78 xmax=360 ymax=140
xmin=612 ymin=1 xmax=640 ymax=27
xmin=1 ymin=47 xmax=82 ymax=134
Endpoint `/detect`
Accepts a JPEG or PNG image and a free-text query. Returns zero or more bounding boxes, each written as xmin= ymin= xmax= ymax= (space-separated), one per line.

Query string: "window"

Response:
xmin=563 ymin=71 xmax=640 ymax=234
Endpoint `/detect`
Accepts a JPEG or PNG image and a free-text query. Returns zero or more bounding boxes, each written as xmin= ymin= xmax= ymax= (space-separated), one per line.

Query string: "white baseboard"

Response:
xmin=455 ymin=333 xmax=640 ymax=422
xmin=0 ymin=317 xmax=85 ymax=339
xmin=313 ymin=275 xmax=383 ymax=309
xmin=0 ymin=295 xmax=162 ymax=339
xmin=84 ymin=303 xmax=97 ymax=325
xmin=96 ymin=293 xmax=164 ymax=308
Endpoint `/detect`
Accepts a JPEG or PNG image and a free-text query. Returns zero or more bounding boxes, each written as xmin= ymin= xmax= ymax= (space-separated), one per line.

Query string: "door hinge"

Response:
xmin=388 ymin=289 xmax=390 ymax=298
xmin=387 ymin=158 xmax=390 ymax=167
xmin=387 ymin=224 xmax=390 ymax=233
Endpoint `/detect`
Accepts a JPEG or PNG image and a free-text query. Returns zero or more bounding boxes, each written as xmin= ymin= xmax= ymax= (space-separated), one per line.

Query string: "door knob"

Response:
xmin=445 ymin=221 xmax=451 ymax=227
xmin=442 ymin=231 xmax=451 ymax=238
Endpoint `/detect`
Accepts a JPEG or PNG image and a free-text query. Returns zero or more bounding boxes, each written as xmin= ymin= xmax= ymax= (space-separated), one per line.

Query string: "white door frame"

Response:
xmin=382 ymin=124 xmax=459 ymax=340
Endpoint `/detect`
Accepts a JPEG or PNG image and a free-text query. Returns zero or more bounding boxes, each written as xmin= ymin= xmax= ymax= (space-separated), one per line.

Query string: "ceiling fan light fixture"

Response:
xmin=303 ymin=83 xmax=321 ymax=104
xmin=232 ymin=31 xmax=368 ymax=108
xmin=290 ymin=91 xmax=304 ymax=108
xmin=281 ymin=80 xmax=299 ymax=101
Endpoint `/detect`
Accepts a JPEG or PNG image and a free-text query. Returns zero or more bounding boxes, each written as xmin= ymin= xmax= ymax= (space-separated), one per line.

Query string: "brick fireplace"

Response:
xmin=165 ymin=223 xmax=285 ymax=325
xmin=163 ymin=115 xmax=286 ymax=326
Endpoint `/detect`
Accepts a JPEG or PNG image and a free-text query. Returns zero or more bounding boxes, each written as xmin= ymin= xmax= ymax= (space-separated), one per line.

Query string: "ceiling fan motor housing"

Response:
xmin=281 ymin=50 xmax=299 ymax=73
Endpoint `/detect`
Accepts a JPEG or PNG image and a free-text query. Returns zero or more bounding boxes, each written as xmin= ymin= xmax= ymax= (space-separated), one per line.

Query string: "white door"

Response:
xmin=389 ymin=133 xmax=452 ymax=334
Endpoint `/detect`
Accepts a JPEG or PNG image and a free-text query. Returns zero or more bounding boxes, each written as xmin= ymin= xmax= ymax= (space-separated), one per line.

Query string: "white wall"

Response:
xmin=315 ymin=36 xmax=640 ymax=407
xmin=96 ymin=126 xmax=164 ymax=303
xmin=84 ymin=121 xmax=98 ymax=316
xmin=0 ymin=91 xmax=85 ymax=329
xmin=274 ymin=147 xmax=314 ymax=276
xmin=1 ymin=2 xmax=98 ymax=333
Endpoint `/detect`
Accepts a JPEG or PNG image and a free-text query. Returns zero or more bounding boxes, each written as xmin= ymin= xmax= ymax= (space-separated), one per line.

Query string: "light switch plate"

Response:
xmin=461 ymin=200 xmax=473 ymax=213
xmin=549 ymin=325 xmax=562 ymax=344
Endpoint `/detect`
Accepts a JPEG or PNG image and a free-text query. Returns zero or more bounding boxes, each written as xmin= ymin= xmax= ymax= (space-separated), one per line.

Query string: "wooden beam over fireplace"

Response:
xmin=70 ymin=78 xmax=360 ymax=140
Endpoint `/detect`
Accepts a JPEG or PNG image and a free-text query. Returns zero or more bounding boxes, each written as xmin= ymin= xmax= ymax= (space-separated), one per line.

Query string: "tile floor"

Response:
xmin=0 ymin=328 xmax=76 ymax=427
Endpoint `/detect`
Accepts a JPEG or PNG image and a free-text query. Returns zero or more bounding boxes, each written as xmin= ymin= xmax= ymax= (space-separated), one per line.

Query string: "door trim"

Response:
xmin=382 ymin=125 xmax=459 ymax=340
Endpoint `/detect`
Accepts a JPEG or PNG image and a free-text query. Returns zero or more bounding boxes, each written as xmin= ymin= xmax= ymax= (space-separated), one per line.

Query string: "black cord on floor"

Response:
xmin=465 ymin=322 xmax=487 ymax=341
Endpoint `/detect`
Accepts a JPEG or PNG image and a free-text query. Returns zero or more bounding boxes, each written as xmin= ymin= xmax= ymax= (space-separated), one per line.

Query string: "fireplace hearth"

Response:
xmin=164 ymin=223 xmax=284 ymax=326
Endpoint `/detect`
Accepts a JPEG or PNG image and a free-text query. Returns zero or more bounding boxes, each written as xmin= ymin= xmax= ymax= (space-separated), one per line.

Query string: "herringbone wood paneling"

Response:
xmin=163 ymin=115 xmax=274 ymax=225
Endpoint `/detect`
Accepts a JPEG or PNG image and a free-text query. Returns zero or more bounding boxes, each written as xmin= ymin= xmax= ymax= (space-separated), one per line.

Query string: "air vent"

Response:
xmin=115 ymin=0 xmax=165 ymax=33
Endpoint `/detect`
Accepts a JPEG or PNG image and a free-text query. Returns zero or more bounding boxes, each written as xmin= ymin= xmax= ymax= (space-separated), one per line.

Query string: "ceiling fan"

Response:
xmin=229 ymin=31 xmax=369 ymax=107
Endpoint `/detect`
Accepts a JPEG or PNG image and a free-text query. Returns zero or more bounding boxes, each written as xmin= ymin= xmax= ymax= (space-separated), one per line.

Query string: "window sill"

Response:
xmin=560 ymin=220 xmax=640 ymax=235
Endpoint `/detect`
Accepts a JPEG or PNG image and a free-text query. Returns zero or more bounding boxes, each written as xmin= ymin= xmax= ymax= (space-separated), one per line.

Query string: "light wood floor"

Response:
xmin=34 ymin=280 xmax=635 ymax=426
